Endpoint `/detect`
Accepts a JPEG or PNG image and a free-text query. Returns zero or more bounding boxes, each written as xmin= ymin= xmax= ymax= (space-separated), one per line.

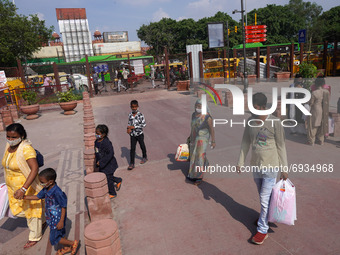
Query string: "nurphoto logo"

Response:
xmin=200 ymin=84 xmax=312 ymax=128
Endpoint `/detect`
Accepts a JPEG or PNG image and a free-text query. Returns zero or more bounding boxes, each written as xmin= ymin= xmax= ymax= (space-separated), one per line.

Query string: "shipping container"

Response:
xmin=56 ymin=8 xmax=87 ymax=20
xmin=93 ymin=41 xmax=141 ymax=55
xmin=103 ymin=31 xmax=128 ymax=43
xmin=32 ymin=46 xmax=64 ymax=58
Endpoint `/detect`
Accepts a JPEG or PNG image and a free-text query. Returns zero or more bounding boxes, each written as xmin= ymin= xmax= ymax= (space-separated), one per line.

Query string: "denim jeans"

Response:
xmin=253 ymin=176 xmax=277 ymax=234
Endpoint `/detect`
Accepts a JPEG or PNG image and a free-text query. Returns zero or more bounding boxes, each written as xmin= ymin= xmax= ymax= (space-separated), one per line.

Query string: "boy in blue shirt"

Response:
xmin=24 ymin=168 xmax=79 ymax=255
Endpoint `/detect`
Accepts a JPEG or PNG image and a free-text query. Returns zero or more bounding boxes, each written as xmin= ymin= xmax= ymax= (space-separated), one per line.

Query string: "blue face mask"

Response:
xmin=95 ymin=134 xmax=102 ymax=139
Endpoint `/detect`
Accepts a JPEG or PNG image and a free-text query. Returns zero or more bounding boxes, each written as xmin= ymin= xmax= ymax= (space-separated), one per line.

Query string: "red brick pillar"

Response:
xmin=84 ymin=172 xmax=113 ymax=222
xmin=84 ymin=219 xmax=122 ymax=255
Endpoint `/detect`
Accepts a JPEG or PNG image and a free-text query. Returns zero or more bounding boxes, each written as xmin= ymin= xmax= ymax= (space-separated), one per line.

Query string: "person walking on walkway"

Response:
xmin=24 ymin=168 xmax=79 ymax=255
xmin=236 ymin=93 xmax=288 ymax=245
xmin=127 ymin=100 xmax=147 ymax=170
xmin=187 ymin=99 xmax=215 ymax=185
xmin=2 ymin=123 xmax=45 ymax=249
xmin=117 ymin=69 xmax=127 ymax=92
xmin=288 ymin=74 xmax=306 ymax=135
xmin=150 ymin=65 xmax=156 ymax=88
xmin=95 ymin=125 xmax=122 ymax=198
xmin=306 ymin=77 xmax=330 ymax=145
xmin=122 ymin=68 xmax=129 ymax=89
xmin=101 ymin=71 xmax=108 ymax=92
xmin=92 ymin=71 xmax=99 ymax=95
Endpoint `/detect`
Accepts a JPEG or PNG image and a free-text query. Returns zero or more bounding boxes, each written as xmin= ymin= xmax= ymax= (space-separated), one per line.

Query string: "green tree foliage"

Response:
xmin=0 ymin=0 xmax=53 ymax=66
xmin=314 ymin=6 xmax=340 ymax=42
xmin=138 ymin=1 xmax=337 ymax=55
xmin=137 ymin=12 xmax=241 ymax=55
xmin=247 ymin=0 xmax=322 ymax=44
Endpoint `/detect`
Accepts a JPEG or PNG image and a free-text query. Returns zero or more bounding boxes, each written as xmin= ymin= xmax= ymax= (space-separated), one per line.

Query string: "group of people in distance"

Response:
xmin=289 ymin=75 xmax=330 ymax=145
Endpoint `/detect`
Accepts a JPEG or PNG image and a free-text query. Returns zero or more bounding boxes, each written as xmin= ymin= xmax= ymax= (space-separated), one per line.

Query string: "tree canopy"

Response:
xmin=137 ymin=0 xmax=338 ymax=55
xmin=0 ymin=0 xmax=53 ymax=66
xmin=137 ymin=11 xmax=241 ymax=56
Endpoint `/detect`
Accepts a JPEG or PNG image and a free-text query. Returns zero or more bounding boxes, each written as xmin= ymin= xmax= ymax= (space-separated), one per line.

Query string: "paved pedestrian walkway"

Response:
xmin=91 ymin=79 xmax=340 ymax=255
xmin=0 ymin=77 xmax=339 ymax=255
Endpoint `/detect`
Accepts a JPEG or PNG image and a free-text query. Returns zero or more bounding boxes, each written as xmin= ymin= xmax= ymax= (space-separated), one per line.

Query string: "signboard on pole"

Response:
xmin=245 ymin=24 xmax=267 ymax=44
xmin=207 ymin=23 xmax=225 ymax=48
xmin=245 ymin=25 xmax=267 ymax=30
xmin=0 ymin=71 xmax=7 ymax=89
xmin=246 ymin=38 xmax=267 ymax=43
xmin=298 ymin=29 xmax=307 ymax=43
xmin=132 ymin=60 xmax=144 ymax=75
xmin=245 ymin=29 xmax=267 ymax=34
xmin=246 ymin=34 xmax=267 ymax=39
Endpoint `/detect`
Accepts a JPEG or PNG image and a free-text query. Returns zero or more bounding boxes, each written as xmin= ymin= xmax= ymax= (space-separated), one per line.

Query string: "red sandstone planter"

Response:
xmin=59 ymin=101 xmax=77 ymax=115
xmin=20 ymin=104 xmax=40 ymax=120
xmin=274 ymin=72 xmax=291 ymax=81
xmin=247 ymin=74 xmax=257 ymax=85
xmin=176 ymin=80 xmax=190 ymax=91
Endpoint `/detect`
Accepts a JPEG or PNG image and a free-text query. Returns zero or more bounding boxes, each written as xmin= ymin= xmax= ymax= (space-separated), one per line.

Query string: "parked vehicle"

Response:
xmin=59 ymin=73 xmax=101 ymax=92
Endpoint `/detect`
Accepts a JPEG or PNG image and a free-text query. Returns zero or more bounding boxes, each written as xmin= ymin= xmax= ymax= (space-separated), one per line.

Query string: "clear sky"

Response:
xmin=13 ymin=0 xmax=339 ymax=43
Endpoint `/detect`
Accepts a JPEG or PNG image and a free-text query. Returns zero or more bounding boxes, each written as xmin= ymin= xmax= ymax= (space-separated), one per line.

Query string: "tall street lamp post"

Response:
xmin=233 ymin=0 xmax=248 ymax=93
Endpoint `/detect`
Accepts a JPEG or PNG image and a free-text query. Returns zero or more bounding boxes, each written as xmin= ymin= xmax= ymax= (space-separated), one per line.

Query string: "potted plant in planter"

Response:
xmin=56 ymin=89 xmax=78 ymax=115
xmin=176 ymin=71 xmax=190 ymax=91
xmin=273 ymin=63 xmax=291 ymax=81
xmin=298 ymin=62 xmax=318 ymax=90
xmin=20 ymin=90 xmax=40 ymax=120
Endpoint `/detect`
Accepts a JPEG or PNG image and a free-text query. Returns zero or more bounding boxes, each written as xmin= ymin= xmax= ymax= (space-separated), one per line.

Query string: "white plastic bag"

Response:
xmin=0 ymin=183 xmax=9 ymax=220
xmin=268 ymin=179 xmax=297 ymax=225
xmin=175 ymin=144 xmax=189 ymax=162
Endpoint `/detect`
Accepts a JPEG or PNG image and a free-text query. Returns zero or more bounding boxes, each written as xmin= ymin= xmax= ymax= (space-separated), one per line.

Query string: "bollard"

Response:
xmin=84 ymin=172 xmax=112 ymax=222
xmin=0 ymin=113 xmax=5 ymax=131
xmin=84 ymin=133 xmax=96 ymax=149
xmin=84 ymin=148 xmax=96 ymax=169
xmin=84 ymin=219 xmax=122 ymax=255
xmin=84 ymin=122 xmax=96 ymax=134
xmin=1 ymin=107 xmax=14 ymax=126
xmin=331 ymin=113 xmax=340 ymax=137
xmin=9 ymin=105 xmax=19 ymax=120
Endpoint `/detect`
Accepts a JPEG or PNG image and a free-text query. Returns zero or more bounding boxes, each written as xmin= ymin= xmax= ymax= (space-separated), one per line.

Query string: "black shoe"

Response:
xmin=116 ymin=180 xmax=122 ymax=191
xmin=140 ymin=158 xmax=148 ymax=164
xmin=127 ymin=164 xmax=134 ymax=170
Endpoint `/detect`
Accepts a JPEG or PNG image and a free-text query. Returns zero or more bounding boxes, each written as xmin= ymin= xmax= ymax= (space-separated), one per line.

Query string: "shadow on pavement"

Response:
xmin=0 ymin=217 xmax=27 ymax=243
xmin=120 ymin=146 xmax=143 ymax=164
xmin=167 ymin=153 xmax=189 ymax=178
xmin=197 ymin=181 xmax=259 ymax=236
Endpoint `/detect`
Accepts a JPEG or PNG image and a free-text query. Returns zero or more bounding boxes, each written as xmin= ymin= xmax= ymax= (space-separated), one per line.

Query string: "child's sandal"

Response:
xmin=56 ymin=246 xmax=71 ymax=255
xmin=71 ymin=240 xmax=80 ymax=255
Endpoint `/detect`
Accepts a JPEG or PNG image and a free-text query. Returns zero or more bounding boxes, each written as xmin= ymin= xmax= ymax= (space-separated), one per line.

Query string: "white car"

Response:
xmin=60 ymin=73 xmax=101 ymax=92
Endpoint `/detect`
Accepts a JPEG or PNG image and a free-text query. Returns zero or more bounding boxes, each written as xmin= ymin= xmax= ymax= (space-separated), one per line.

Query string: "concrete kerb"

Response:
xmin=82 ymin=92 xmax=122 ymax=255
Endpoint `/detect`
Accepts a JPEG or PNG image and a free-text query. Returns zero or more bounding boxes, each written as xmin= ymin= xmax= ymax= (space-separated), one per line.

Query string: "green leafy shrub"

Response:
xmin=56 ymin=89 xmax=77 ymax=102
xmin=298 ymin=62 xmax=318 ymax=78
xmin=21 ymin=90 xmax=37 ymax=105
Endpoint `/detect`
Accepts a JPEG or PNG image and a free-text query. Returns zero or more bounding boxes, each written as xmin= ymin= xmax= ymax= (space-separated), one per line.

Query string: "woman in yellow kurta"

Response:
xmin=2 ymin=123 xmax=44 ymax=249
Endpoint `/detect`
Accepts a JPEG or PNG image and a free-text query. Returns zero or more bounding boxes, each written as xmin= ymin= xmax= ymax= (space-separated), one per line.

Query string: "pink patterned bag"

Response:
xmin=268 ymin=179 xmax=297 ymax=225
